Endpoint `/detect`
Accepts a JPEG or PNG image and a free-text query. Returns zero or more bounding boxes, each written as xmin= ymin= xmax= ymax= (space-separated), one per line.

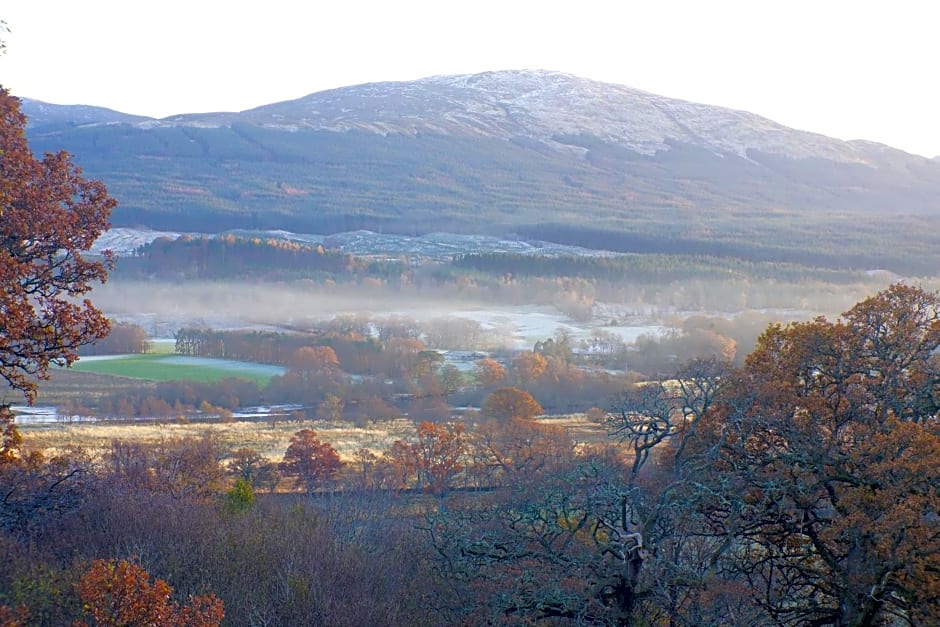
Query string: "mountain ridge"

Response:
xmin=22 ymin=70 xmax=931 ymax=163
xmin=17 ymin=70 xmax=940 ymax=274
xmin=20 ymin=98 xmax=152 ymax=127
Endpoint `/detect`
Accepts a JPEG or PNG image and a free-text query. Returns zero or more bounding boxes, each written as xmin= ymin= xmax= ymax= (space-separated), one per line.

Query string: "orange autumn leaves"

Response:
xmin=279 ymin=428 xmax=343 ymax=493
xmin=75 ymin=559 xmax=223 ymax=627
xmin=1 ymin=559 xmax=223 ymax=627
xmin=702 ymin=284 xmax=940 ymax=625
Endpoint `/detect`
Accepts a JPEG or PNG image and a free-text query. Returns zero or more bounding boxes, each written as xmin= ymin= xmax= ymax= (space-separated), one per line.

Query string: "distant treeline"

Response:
xmin=111 ymin=230 xmax=884 ymax=289
xmin=114 ymin=206 xmax=406 ymax=238
xmin=79 ymin=321 xmax=152 ymax=355
xmin=113 ymin=231 xmax=874 ymax=289
xmin=175 ymin=328 xmax=383 ymax=375
xmin=115 ymin=234 xmax=407 ymax=281
xmin=175 ymin=328 xmax=322 ymax=364
xmin=515 ymin=223 xmax=929 ymax=275
xmin=453 ymin=252 xmax=864 ymax=284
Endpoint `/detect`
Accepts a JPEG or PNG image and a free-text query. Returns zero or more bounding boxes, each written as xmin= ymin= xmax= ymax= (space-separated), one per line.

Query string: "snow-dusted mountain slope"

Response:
xmin=20 ymin=98 xmax=151 ymax=127
xmin=20 ymin=69 xmax=940 ymax=274
xmin=159 ymin=70 xmax=896 ymax=164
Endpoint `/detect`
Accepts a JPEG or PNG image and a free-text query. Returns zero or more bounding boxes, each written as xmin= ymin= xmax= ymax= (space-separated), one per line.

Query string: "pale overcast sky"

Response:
xmin=2 ymin=0 xmax=939 ymax=157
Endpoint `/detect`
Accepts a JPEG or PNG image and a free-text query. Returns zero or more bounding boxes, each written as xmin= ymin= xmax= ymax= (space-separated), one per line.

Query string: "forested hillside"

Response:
xmin=22 ymin=70 xmax=940 ymax=274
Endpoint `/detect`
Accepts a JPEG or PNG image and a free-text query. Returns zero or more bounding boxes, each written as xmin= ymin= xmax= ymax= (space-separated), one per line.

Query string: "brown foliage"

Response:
xmin=472 ymin=417 xmax=574 ymax=483
xmin=407 ymin=394 xmax=452 ymax=422
xmin=103 ymin=437 xmax=223 ymax=500
xmin=0 ymin=88 xmax=114 ymax=404
xmin=348 ymin=394 xmax=401 ymax=422
xmin=382 ymin=439 xmax=417 ymax=493
xmin=0 ymin=406 xmax=22 ymax=464
xmin=380 ymin=422 xmax=467 ymax=495
xmin=0 ymin=605 xmax=28 ymax=627
xmin=512 ymin=351 xmax=547 ymax=384
xmin=474 ymin=358 xmax=505 ymax=387
xmin=700 ymin=284 xmax=940 ymax=625
xmin=481 ymin=387 xmax=544 ymax=421
xmin=80 ymin=321 xmax=150 ymax=356
xmin=280 ymin=429 xmax=343 ymax=493
xmin=75 ymin=558 xmax=223 ymax=627
xmin=288 ymin=345 xmax=340 ymax=376
xmin=0 ymin=443 xmax=96 ymax=540
xmin=227 ymin=447 xmax=279 ymax=491
xmin=413 ymin=421 xmax=466 ymax=495
xmin=316 ymin=393 xmax=345 ymax=421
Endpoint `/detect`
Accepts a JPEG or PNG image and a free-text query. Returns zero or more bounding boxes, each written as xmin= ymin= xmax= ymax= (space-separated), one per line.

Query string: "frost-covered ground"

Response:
xmin=91 ymin=228 xmax=667 ymax=348
xmin=427 ymin=306 xmax=665 ymax=349
xmin=10 ymin=405 xmax=67 ymax=424
xmin=110 ymin=306 xmax=666 ymax=352
xmin=92 ymin=227 xmax=184 ymax=255
xmin=92 ymin=227 xmax=624 ymax=261
xmin=90 ymin=228 xmax=672 ymax=350
xmin=159 ymin=356 xmax=286 ymax=377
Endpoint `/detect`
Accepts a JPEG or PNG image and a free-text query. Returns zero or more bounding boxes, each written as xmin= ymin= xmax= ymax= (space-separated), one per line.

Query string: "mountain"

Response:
xmin=165 ymin=71 xmax=879 ymax=164
xmin=20 ymin=70 xmax=940 ymax=273
xmin=20 ymin=98 xmax=152 ymax=128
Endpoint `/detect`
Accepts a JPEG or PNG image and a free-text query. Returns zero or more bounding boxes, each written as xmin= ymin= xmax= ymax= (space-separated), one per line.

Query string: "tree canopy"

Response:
xmin=481 ymin=386 xmax=544 ymax=421
xmin=0 ymin=87 xmax=114 ymax=404
xmin=280 ymin=429 xmax=343 ymax=493
xmin=427 ymin=285 xmax=940 ymax=625
xmin=695 ymin=283 xmax=940 ymax=625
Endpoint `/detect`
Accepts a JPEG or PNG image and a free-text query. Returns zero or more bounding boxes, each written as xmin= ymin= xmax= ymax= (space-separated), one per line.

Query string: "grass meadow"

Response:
xmin=69 ymin=353 xmax=286 ymax=386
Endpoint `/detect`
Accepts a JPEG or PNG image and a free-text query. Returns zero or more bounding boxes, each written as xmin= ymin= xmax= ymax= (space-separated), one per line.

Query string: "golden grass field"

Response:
xmin=19 ymin=417 xmax=420 ymax=462
xmin=19 ymin=413 xmax=608 ymax=464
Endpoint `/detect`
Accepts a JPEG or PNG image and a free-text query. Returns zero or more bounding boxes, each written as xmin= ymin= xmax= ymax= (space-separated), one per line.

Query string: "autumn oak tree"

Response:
xmin=694 ymin=284 xmax=940 ymax=626
xmin=1 ymin=87 xmax=114 ymax=457
xmin=379 ymin=422 xmax=467 ymax=495
xmin=411 ymin=421 xmax=466 ymax=495
xmin=0 ymin=86 xmax=114 ymax=557
xmin=228 ymin=447 xmax=279 ymax=491
xmin=1 ymin=88 xmax=114 ymax=404
xmin=512 ymin=350 xmax=548 ymax=384
xmin=288 ymin=345 xmax=340 ymax=379
xmin=474 ymin=357 xmax=505 ymax=388
xmin=481 ymin=386 xmax=543 ymax=421
xmin=280 ymin=429 xmax=343 ymax=494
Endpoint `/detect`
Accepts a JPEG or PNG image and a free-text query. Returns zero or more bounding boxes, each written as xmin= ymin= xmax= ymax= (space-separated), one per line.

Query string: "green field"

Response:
xmin=70 ymin=353 xmax=286 ymax=385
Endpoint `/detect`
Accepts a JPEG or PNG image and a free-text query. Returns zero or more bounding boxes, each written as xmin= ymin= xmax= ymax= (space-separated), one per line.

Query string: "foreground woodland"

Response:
xmin=2 ymin=285 xmax=940 ymax=625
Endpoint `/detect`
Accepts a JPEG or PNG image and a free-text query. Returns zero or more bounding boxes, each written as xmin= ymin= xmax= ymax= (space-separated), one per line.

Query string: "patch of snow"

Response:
xmin=76 ymin=354 xmax=135 ymax=362
xmin=231 ymin=404 xmax=304 ymax=419
xmin=92 ymin=227 xmax=184 ymax=255
xmin=261 ymin=123 xmax=300 ymax=132
xmin=93 ymin=226 xmax=629 ymax=264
